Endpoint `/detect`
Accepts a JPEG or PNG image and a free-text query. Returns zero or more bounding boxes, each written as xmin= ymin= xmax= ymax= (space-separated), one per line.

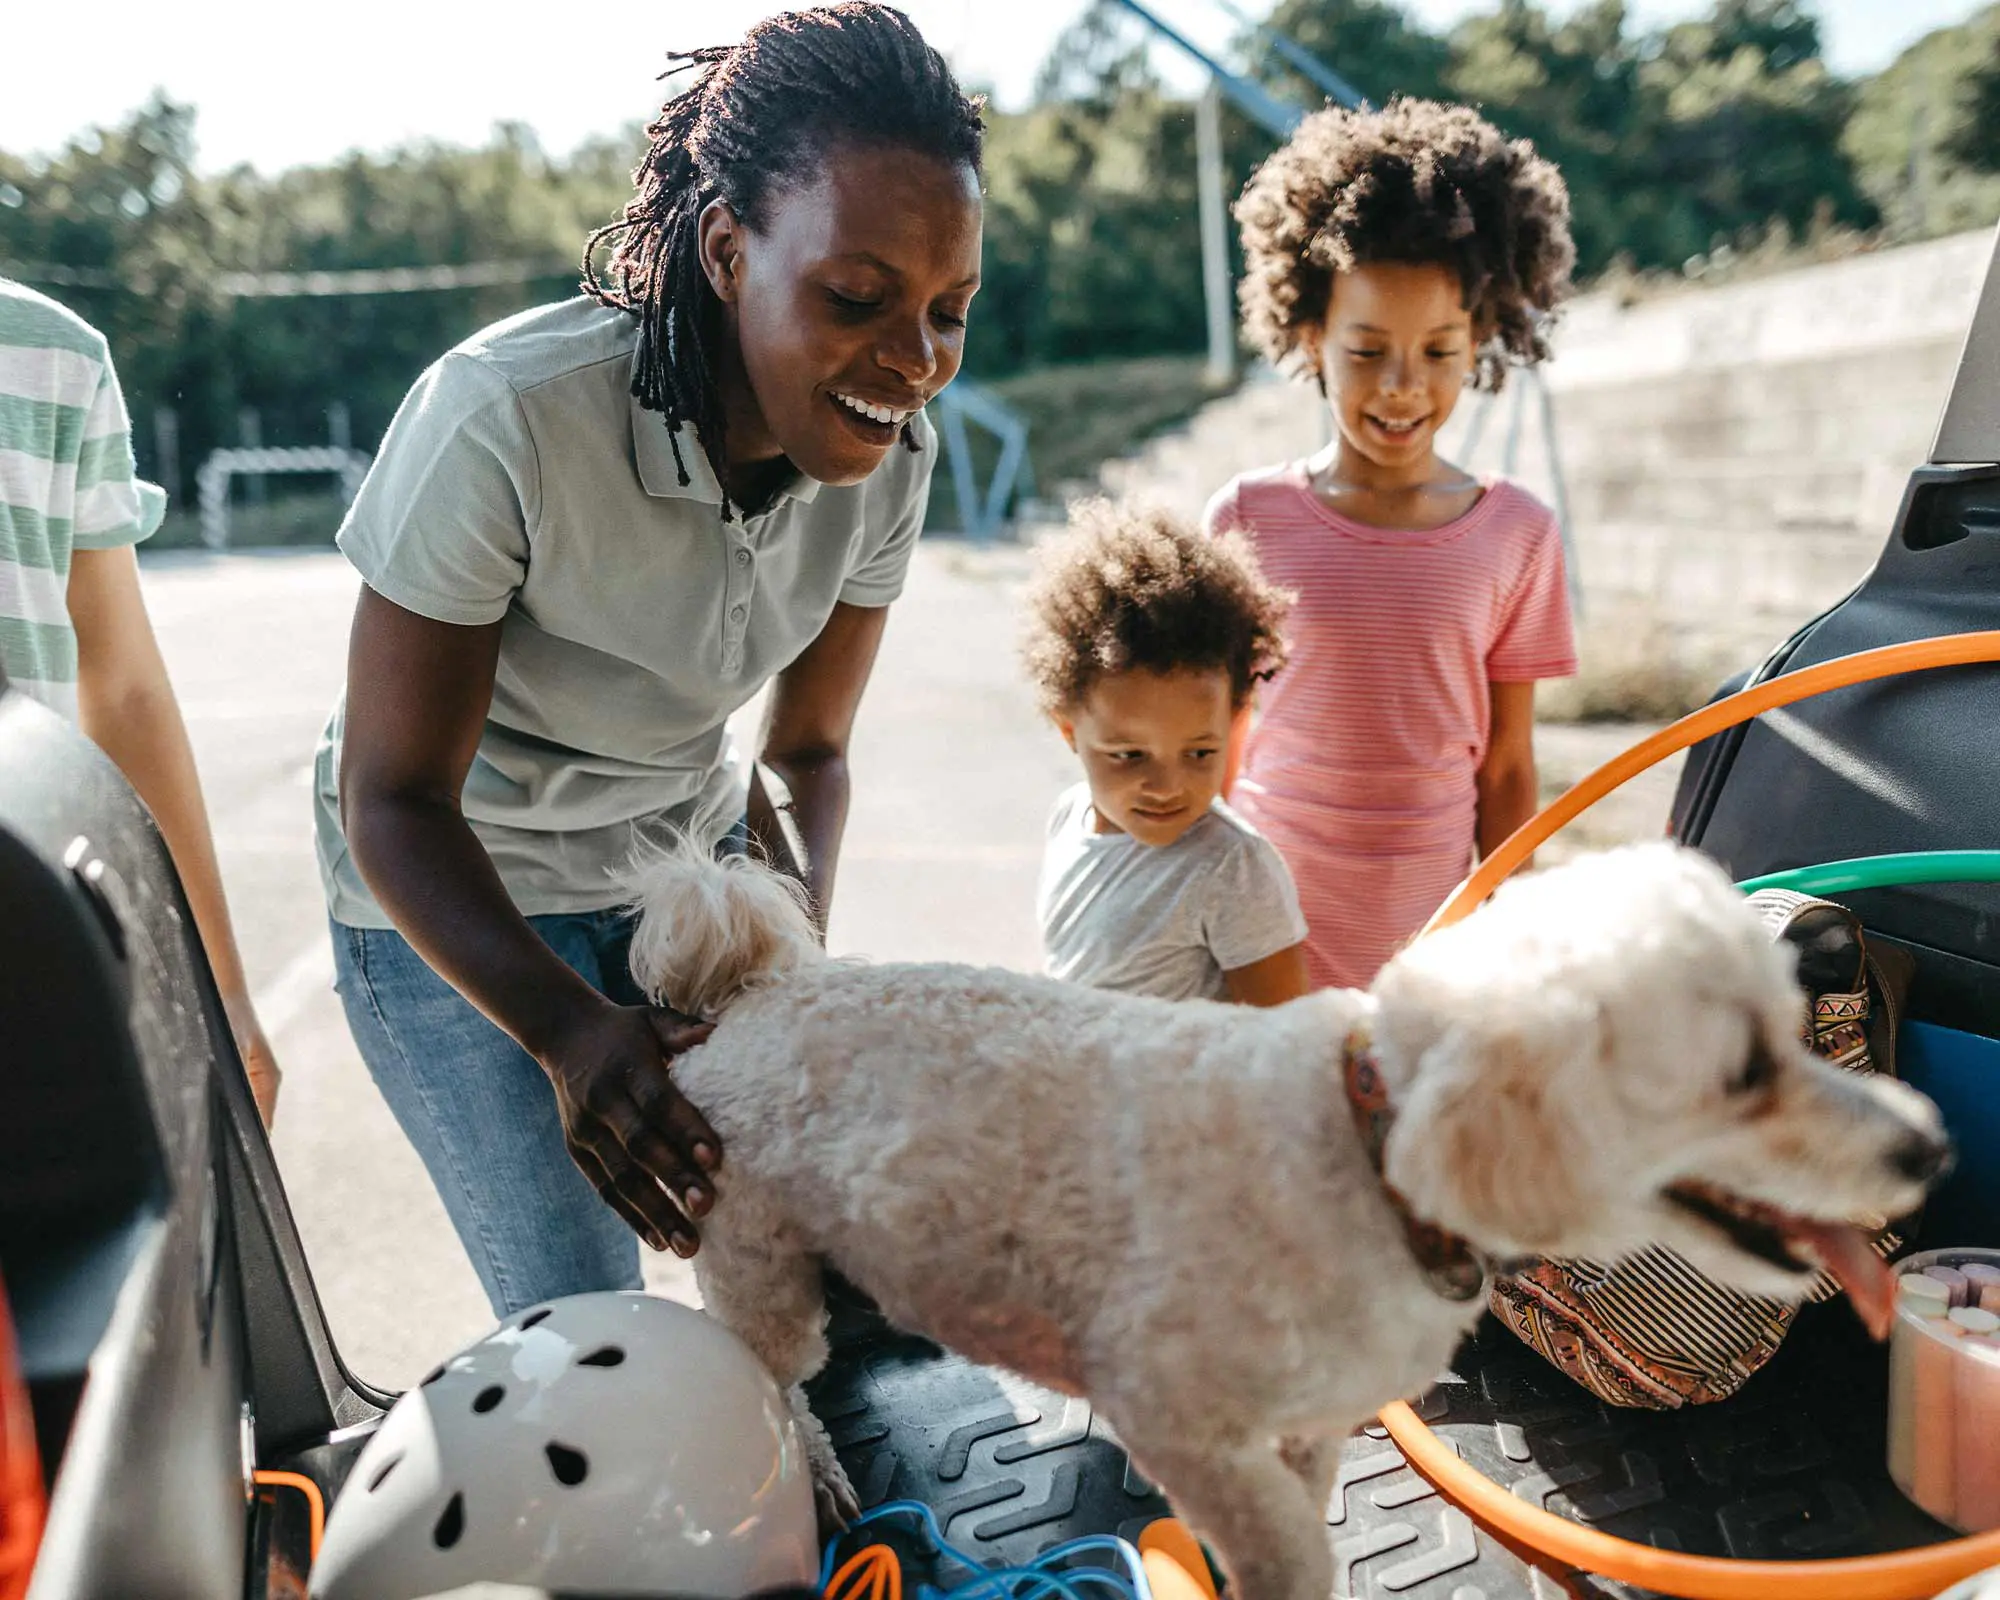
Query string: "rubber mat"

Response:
xmin=807 ymin=1304 xmax=1956 ymax=1599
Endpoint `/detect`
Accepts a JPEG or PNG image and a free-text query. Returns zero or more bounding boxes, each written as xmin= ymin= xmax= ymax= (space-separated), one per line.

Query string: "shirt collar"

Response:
xmin=627 ymin=346 xmax=822 ymax=509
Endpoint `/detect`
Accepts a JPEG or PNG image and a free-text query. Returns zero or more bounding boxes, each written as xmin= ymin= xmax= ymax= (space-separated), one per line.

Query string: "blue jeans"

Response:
xmin=330 ymin=908 xmax=650 ymax=1317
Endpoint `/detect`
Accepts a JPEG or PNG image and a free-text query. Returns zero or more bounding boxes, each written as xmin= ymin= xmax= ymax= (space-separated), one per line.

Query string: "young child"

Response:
xmin=1208 ymin=98 xmax=1579 ymax=990
xmin=1023 ymin=500 xmax=1309 ymax=1006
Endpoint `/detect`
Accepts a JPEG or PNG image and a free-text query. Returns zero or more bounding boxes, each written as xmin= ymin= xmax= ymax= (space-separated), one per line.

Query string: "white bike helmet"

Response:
xmin=310 ymin=1292 xmax=819 ymax=1600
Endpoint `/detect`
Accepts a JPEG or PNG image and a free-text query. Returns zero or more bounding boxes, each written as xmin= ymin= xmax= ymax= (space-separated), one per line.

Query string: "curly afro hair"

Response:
xmin=1235 ymin=97 xmax=1575 ymax=392
xmin=1022 ymin=500 xmax=1292 ymax=715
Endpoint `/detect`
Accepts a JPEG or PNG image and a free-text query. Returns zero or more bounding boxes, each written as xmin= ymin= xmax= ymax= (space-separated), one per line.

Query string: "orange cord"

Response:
xmin=1137 ymin=1518 xmax=1220 ymax=1600
xmin=1380 ymin=628 xmax=2000 ymax=1599
xmin=252 ymin=1470 xmax=325 ymax=1566
xmin=826 ymin=1543 xmax=901 ymax=1600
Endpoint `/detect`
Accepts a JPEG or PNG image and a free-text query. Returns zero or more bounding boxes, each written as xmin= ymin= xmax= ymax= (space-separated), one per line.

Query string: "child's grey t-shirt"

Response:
xmin=1036 ymin=783 xmax=1309 ymax=1001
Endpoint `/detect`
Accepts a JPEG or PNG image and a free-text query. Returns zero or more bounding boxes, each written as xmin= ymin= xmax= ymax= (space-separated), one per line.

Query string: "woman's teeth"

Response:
xmin=1370 ymin=415 xmax=1423 ymax=436
xmin=835 ymin=392 xmax=908 ymax=427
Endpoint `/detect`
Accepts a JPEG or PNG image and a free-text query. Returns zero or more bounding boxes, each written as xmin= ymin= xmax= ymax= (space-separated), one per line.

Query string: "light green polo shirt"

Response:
xmin=314 ymin=296 xmax=933 ymax=928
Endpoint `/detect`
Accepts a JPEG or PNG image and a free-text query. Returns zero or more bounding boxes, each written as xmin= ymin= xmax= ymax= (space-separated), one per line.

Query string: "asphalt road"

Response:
xmin=141 ymin=538 xmax=1678 ymax=1390
xmin=142 ymin=539 xmax=1072 ymax=1388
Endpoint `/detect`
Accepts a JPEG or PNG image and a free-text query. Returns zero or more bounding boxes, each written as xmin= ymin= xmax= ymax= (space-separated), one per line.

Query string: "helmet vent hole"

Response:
xmin=433 ymin=1492 xmax=465 ymax=1549
xmin=421 ymin=1364 xmax=447 ymax=1386
xmin=368 ymin=1453 xmax=403 ymax=1492
xmin=578 ymin=1345 xmax=625 ymax=1368
xmin=546 ymin=1442 xmax=589 ymax=1486
xmin=472 ymin=1385 xmax=505 ymax=1414
xmin=519 ymin=1308 xmax=552 ymax=1329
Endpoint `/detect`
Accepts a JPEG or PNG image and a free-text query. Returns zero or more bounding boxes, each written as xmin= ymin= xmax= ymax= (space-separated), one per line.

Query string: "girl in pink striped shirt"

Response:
xmin=1204 ymin=99 xmax=1579 ymax=989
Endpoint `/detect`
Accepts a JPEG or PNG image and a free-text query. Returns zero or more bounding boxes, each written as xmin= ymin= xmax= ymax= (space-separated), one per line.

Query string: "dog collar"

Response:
xmin=1343 ymin=1026 xmax=1488 ymax=1304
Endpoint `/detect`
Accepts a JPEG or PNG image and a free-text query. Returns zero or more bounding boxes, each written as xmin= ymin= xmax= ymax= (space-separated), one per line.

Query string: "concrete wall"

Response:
xmin=1092 ymin=227 xmax=1995 ymax=667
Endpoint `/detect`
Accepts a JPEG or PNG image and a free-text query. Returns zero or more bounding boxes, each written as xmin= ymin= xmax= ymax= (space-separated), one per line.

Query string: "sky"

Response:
xmin=0 ymin=0 xmax=1987 ymax=177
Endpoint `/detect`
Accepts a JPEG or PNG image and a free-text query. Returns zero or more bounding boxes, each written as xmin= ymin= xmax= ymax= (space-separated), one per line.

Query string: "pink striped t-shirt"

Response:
xmin=1203 ymin=464 xmax=1577 ymax=989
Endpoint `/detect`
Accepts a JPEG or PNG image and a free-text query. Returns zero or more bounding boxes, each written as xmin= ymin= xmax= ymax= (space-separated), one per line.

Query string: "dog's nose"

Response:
xmin=1889 ymin=1128 xmax=1956 ymax=1186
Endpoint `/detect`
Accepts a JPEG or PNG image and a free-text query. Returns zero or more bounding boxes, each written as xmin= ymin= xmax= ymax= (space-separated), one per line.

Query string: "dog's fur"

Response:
xmin=625 ymin=842 xmax=1947 ymax=1600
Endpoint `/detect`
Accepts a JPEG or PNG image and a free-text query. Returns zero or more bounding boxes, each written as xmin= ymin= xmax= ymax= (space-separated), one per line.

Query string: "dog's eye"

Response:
xmin=1728 ymin=1044 xmax=1778 ymax=1098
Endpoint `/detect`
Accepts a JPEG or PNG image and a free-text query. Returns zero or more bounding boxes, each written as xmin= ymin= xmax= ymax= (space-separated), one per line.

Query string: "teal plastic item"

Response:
xmin=1735 ymin=851 xmax=2000 ymax=898
xmin=1729 ymin=851 xmax=2000 ymax=1245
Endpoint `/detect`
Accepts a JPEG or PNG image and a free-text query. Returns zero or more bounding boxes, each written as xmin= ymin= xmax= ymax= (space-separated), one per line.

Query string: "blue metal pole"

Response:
xmin=1101 ymin=0 xmax=1303 ymax=137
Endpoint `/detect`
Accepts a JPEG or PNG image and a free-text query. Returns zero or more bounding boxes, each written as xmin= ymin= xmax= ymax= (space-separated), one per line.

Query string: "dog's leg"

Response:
xmin=695 ymin=1223 xmax=858 ymax=1531
xmin=784 ymin=1380 xmax=856 ymax=1533
xmin=1278 ymin=1433 xmax=1342 ymax=1525
xmin=1123 ymin=1438 xmax=1331 ymax=1600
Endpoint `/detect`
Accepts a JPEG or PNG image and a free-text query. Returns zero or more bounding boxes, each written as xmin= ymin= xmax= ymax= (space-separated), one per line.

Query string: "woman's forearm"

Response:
xmin=344 ymin=790 xmax=605 ymax=1057
xmin=750 ymin=748 xmax=851 ymax=933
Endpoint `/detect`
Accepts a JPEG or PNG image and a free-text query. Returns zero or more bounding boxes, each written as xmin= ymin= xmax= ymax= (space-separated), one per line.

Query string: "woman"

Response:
xmin=315 ymin=3 xmax=985 ymax=1316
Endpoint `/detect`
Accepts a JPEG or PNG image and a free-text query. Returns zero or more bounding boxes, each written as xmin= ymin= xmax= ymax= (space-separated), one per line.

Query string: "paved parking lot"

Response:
xmin=143 ymin=538 xmax=1678 ymax=1389
xmin=143 ymin=540 xmax=1071 ymax=1387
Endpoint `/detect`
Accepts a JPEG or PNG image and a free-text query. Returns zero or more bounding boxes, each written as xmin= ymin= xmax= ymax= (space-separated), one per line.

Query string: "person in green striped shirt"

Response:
xmin=1 ymin=277 xmax=280 ymax=1125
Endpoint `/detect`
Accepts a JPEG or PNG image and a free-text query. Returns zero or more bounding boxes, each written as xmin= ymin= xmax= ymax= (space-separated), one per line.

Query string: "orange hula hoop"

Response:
xmin=1381 ymin=628 xmax=2000 ymax=1600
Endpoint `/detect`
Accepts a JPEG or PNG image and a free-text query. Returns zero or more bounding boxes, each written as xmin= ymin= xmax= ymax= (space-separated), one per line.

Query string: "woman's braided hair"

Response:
xmin=582 ymin=3 xmax=985 ymax=502
xmin=1235 ymin=97 xmax=1574 ymax=393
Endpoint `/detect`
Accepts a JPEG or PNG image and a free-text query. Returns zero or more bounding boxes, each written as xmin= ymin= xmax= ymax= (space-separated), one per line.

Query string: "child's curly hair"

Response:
xmin=1022 ymin=500 xmax=1292 ymax=714
xmin=1235 ymin=97 xmax=1575 ymax=392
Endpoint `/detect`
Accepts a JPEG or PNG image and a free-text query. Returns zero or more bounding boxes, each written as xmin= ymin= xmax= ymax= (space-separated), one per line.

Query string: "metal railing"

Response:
xmin=930 ymin=381 xmax=1033 ymax=543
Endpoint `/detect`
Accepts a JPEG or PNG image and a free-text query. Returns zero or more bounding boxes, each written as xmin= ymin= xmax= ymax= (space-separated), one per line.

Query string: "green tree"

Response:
xmin=972 ymin=1 xmax=1226 ymax=373
xmin=1952 ymin=42 xmax=2000 ymax=171
xmin=2 ymin=101 xmax=645 ymax=481
xmin=1256 ymin=0 xmax=1452 ymax=109
xmin=1444 ymin=0 xmax=1645 ymax=273
xmin=1846 ymin=4 xmax=2000 ymax=239
xmin=1630 ymin=0 xmax=1874 ymax=260
xmin=0 ymin=94 xmax=234 ymax=477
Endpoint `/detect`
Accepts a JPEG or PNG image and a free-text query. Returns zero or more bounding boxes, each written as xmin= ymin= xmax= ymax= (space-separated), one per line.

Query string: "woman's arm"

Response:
xmin=1475 ymin=680 xmax=1541 ymax=863
xmin=747 ymin=601 xmax=890 ymax=931
xmin=339 ymin=586 xmax=719 ymax=1256
xmin=1222 ymin=942 xmax=1311 ymax=1006
xmin=67 ymin=545 xmax=282 ymax=1126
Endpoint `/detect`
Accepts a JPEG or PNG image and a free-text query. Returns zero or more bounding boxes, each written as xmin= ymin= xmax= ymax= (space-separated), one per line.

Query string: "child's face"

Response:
xmin=1058 ymin=668 xmax=1235 ymax=847
xmin=1309 ymin=261 xmax=1478 ymax=475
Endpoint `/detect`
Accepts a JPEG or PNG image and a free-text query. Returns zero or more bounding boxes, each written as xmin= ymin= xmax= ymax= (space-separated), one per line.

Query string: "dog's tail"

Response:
xmin=619 ymin=835 xmax=824 ymax=1018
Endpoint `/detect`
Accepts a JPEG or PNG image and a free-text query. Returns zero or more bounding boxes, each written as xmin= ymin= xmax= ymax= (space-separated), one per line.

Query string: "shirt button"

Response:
xmin=735 ymin=548 xmax=751 ymax=566
xmin=730 ymin=604 xmax=747 ymax=621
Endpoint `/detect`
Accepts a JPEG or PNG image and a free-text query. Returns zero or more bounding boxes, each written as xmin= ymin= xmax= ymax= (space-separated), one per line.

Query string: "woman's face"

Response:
xmin=702 ymin=142 xmax=983 ymax=487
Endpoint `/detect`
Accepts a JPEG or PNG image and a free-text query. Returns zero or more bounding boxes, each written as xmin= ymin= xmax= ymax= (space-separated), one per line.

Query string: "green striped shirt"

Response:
xmin=0 ymin=278 xmax=165 ymax=719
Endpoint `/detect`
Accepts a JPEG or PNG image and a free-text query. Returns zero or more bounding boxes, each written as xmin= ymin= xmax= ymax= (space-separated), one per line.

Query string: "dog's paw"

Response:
xmin=813 ymin=1462 xmax=861 ymax=1535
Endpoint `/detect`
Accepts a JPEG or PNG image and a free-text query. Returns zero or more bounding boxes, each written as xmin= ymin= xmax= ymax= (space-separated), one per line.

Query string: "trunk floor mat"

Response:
xmin=809 ymin=1306 xmax=1954 ymax=1599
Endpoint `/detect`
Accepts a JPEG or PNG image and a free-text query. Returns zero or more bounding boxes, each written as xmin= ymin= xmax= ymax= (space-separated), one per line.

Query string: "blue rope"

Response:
xmin=818 ymin=1500 xmax=1155 ymax=1600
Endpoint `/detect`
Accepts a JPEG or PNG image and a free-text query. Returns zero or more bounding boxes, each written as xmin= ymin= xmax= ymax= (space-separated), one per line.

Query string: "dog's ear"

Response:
xmin=1381 ymin=1011 xmax=1598 ymax=1258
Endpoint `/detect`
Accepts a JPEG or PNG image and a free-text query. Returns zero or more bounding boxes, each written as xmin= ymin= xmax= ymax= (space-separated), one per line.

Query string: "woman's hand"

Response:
xmin=224 ymin=992 xmax=283 ymax=1129
xmin=534 ymin=1000 xmax=722 ymax=1257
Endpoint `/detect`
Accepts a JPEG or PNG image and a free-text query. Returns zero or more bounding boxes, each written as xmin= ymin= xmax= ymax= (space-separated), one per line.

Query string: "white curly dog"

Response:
xmin=624 ymin=840 xmax=1950 ymax=1600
